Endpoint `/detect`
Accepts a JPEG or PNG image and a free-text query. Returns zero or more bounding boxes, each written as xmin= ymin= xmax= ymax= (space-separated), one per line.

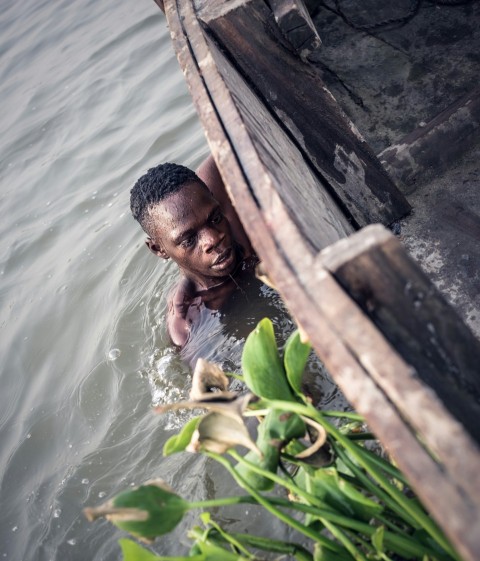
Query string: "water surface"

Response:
xmin=0 ymin=2 xmax=344 ymax=559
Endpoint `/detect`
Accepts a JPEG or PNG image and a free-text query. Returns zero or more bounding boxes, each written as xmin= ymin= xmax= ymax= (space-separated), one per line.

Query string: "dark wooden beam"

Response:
xmin=196 ymin=0 xmax=411 ymax=228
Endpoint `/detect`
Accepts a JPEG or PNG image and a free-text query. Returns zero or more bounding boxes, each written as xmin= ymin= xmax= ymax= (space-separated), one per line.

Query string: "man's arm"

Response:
xmin=196 ymin=155 xmax=253 ymax=257
xmin=167 ymin=278 xmax=197 ymax=348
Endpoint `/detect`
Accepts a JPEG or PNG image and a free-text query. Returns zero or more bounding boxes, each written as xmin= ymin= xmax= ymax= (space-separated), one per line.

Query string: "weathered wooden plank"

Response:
xmin=379 ymin=87 xmax=480 ymax=193
xmin=306 ymin=231 xmax=480 ymax=496
xmin=298 ymin=268 xmax=480 ymax=561
xmin=196 ymin=0 xmax=411 ymax=228
xmin=319 ymin=224 xmax=480 ymax=444
xmin=269 ymin=0 xmax=322 ymax=59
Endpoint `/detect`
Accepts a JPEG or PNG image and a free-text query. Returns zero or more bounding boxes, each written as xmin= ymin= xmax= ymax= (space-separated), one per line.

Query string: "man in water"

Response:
xmin=130 ymin=156 xmax=258 ymax=348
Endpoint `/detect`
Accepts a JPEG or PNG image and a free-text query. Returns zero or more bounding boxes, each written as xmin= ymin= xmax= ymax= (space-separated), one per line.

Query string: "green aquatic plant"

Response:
xmin=84 ymin=318 xmax=461 ymax=561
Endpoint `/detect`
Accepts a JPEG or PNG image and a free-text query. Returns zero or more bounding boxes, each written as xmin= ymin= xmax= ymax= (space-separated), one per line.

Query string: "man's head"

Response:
xmin=130 ymin=163 xmax=237 ymax=288
xmin=130 ymin=163 xmax=200 ymax=235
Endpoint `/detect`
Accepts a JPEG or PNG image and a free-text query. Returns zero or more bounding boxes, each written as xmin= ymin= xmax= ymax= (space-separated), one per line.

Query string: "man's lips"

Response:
xmin=211 ymin=247 xmax=234 ymax=269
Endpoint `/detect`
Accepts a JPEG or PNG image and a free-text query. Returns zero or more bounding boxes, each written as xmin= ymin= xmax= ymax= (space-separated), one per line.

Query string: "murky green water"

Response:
xmin=0 ymin=1 xmax=345 ymax=559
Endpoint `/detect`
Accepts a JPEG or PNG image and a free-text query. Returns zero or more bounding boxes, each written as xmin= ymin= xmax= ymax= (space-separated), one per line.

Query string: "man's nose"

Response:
xmin=202 ymin=226 xmax=224 ymax=253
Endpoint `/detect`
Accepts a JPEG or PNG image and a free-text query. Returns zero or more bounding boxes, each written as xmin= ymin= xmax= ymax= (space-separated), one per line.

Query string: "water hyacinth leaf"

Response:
xmin=284 ymin=330 xmax=311 ymax=395
xmin=163 ymin=416 xmax=201 ymax=456
xmin=310 ymin=468 xmax=382 ymax=521
xmin=236 ymin=410 xmax=305 ymax=491
xmin=264 ymin=409 xmax=306 ymax=442
xmin=84 ymin=480 xmax=188 ymax=541
xmin=188 ymin=411 xmax=260 ymax=455
xmin=241 ymin=318 xmax=293 ymax=401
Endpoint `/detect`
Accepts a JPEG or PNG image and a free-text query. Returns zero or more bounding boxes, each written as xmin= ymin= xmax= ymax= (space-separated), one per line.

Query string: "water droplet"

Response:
xmin=98 ymin=491 xmax=106 ymax=498
xmin=108 ymin=348 xmax=121 ymax=361
xmin=53 ymin=509 xmax=61 ymax=518
xmin=81 ymin=478 xmax=89 ymax=485
xmin=67 ymin=539 xmax=77 ymax=546
xmin=12 ymin=526 xmax=18 ymax=532
xmin=26 ymin=433 xmax=31 ymax=439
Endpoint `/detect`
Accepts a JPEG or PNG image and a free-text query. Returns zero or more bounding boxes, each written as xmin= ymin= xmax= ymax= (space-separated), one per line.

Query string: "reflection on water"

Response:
xmin=0 ymin=0 xmax=346 ymax=559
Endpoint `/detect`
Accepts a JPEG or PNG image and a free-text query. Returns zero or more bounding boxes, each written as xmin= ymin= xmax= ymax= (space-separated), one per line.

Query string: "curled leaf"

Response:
xmin=83 ymin=479 xmax=188 ymax=541
xmin=163 ymin=416 xmax=201 ymax=456
xmin=295 ymin=416 xmax=327 ymax=459
xmin=188 ymin=411 xmax=260 ymax=456
xmin=190 ymin=358 xmax=233 ymax=401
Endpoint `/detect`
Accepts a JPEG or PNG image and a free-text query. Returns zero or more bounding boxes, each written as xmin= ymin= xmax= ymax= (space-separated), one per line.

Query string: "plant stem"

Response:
xmin=321 ymin=411 xmax=365 ymax=421
xmin=189 ymin=495 xmax=256 ymax=510
xmin=226 ymin=453 xmax=441 ymax=560
xmin=205 ymin=451 xmax=345 ymax=555
xmin=333 ymin=443 xmax=458 ymax=561
xmin=353 ymin=445 xmax=409 ymax=486
xmin=189 ymin=527 xmax=314 ymax=560
xmin=186 ymin=481 xmax=441 ymax=558
xmin=345 ymin=432 xmax=376 ymax=441
xmin=259 ymin=399 xmax=459 ymax=561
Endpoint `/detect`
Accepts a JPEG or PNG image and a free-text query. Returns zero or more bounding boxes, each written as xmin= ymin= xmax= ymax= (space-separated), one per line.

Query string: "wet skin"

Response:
xmin=146 ymin=181 xmax=256 ymax=347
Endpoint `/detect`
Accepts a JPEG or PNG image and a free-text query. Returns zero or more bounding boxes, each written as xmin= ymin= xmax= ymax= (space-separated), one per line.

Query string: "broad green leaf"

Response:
xmin=241 ymin=318 xmax=293 ymax=400
xmin=119 ymin=539 xmax=204 ymax=561
xmin=372 ymin=525 xmax=385 ymax=553
xmin=163 ymin=416 xmax=201 ymax=456
xmin=309 ymin=468 xmax=382 ymax=521
xmin=84 ymin=480 xmax=189 ymax=540
xmin=284 ymin=330 xmax=311 ymax=395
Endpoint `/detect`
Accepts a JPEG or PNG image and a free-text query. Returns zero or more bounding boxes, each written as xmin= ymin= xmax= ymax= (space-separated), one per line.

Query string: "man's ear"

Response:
xmin=146 ymin=237 xmax=169 ymax=259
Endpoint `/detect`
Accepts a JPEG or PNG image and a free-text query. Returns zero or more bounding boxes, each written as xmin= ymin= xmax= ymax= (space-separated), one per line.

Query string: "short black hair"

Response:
xmin=130 ymin=162 xmax=204 ymax=234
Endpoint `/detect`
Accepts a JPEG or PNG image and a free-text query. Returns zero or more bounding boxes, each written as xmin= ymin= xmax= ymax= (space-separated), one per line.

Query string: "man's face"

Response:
xmin=146 ymin=182 xmax=237 ymax=288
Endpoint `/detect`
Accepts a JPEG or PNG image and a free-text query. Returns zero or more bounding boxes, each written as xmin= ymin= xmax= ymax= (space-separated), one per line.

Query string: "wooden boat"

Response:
xmin=158 ymin=1 xmax=480 ymax=559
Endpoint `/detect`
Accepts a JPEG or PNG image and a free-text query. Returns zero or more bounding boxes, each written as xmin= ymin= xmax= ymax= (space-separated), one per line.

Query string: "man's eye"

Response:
xmin=181 ymin=235 xmax=196 ymax=248
xmin=211 ymin=212 xmax=223 ymax=224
